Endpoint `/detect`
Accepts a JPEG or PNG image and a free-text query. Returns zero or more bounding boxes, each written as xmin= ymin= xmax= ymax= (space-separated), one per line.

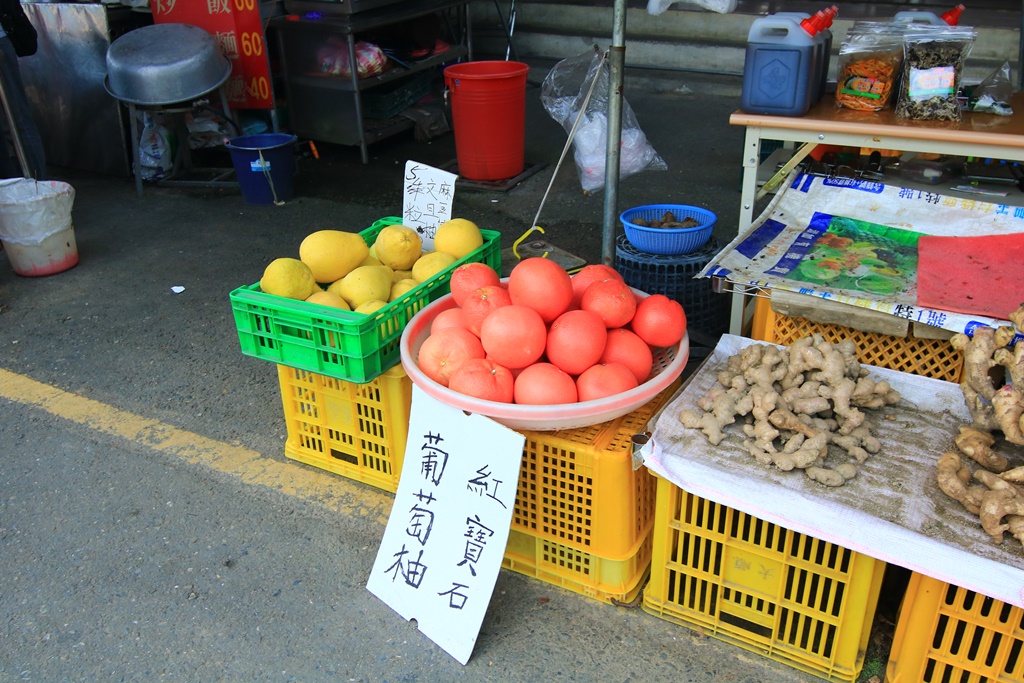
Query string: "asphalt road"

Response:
xmin=0 ymin=67 xmax=893 ymax=682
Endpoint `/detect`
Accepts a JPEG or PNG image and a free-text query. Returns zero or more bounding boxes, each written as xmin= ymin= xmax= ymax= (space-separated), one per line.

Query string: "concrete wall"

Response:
xmin=470 ymin=2 xmax=1020 ymax=83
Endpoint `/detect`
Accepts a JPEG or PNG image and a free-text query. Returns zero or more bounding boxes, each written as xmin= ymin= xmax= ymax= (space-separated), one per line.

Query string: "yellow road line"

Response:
xmin=0 ymin=368 xmax=393 ymax=523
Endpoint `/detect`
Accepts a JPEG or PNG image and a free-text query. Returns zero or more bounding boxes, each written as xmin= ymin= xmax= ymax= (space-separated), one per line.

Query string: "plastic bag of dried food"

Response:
xmin=541 ymin=50 xmax=667 ymax=193
xmin=835 ymin=22 xmax=905 ymax=111
xmin=895 ymin=24 xmax=976 ymax=122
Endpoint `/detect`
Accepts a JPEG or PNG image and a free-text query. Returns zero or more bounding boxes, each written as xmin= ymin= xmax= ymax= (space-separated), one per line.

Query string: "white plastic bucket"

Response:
xmin=0 ymin=179 xmax=78 ymax=277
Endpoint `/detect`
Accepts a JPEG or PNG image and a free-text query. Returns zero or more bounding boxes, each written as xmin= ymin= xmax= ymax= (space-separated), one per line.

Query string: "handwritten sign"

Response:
xmin=367 ymin=385 xmax=524 ymax=665
xmin=402 ymin=161 xmax=457 ymax=249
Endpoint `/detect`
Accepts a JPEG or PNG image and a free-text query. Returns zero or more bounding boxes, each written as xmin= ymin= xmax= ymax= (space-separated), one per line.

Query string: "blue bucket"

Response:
xmin=226 ymin=133 xmax=297 ymax=205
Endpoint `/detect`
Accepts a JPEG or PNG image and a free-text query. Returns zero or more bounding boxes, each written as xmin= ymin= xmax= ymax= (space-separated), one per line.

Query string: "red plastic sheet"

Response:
xmin=916 ymin=232 xmax=1024 ymax=321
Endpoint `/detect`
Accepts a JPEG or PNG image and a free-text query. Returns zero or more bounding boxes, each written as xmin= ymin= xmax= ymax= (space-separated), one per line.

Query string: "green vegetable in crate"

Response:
xmin=260 ymin=258 xmax=317 ymax=300
xmin=299 ymin=229 xmax=369 ymax=283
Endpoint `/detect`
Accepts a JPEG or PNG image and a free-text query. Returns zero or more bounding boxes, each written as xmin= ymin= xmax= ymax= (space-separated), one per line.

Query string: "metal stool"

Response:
xmin=103 ymin=23 xmax=241 ymax=197
xmin=120 ymin=88 xmax=238 ymax=198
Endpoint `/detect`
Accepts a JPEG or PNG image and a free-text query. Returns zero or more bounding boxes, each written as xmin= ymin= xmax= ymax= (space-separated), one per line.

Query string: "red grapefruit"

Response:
xmin=513 ymin=363 xmax=578 ymax=405
xmin=576 ymin=362 xmax=639 ymax=401
xmin=601 ymin=328 xmax=654 ymax=384
xmin=417 ymin=327 xmax=485 ymax=386
xmin=448 ymin=358 xmax=515 ymax=403
xmin=479 ymin=305 xmax=548 ymax=369
xmin=631 ymin=294 xmax=686 ymax=348
xmin=507 ymin=257 xmax=573 ymax=324
xmin=546 ymin=309 xmax=607 ymax=376
xmin=581 ymin=278 xmax=637 ymax=328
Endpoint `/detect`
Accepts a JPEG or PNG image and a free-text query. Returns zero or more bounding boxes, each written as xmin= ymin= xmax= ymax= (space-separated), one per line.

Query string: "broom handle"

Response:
xmin=529 ymin=49 xmax=607 ymax=230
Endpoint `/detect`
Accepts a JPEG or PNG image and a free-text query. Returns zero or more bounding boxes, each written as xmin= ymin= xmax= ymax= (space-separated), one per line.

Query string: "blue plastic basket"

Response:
xmin=620 ymin=204 xmax=716 ymax=255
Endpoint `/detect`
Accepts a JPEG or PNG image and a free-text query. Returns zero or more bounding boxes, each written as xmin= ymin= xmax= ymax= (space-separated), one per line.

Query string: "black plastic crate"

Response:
xmin=615 ymin=234 xmax=729 ymax=345
xmin=362 ymin=72 xmax=433 ymax=120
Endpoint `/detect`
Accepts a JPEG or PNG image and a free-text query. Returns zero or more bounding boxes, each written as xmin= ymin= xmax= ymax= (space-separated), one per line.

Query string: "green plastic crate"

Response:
xmin=230 ymin=217 xmax=501 ymax=383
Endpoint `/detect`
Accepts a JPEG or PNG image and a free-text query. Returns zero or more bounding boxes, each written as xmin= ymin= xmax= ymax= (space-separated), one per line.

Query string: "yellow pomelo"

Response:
xmin=389 ymin=278 xmax=419 ymax=302
xmin=299 ymin=230 xmax=369 ymax=283
xmin=260 ymin=258 xmax=317 ymax=300
xmin=358 ymin=253 xmax=382 ymax=268
xmin=392 ymin=269 xmax=414 ymax=283
xmin=374 ymin=224 xmax=423 ymax=270
xmin=305 ymin=289 xmax=351 ymax=310
xmin=412 ymin=251 xmax=457 ymax=283
xmin=355 ymin=299 xmax=388 ymax=315
xmin=434 ymin=218 xmax=483 ymax=259
xmin=331 ymin=265 xmax=393 ymax=308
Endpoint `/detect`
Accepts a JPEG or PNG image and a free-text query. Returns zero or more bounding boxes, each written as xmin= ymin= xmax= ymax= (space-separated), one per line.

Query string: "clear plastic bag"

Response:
xmin=834 ymin=22 xmax=905 ymax=111
xmin=541 ymin=51 xmax=667 ymax=193
xmin=316 ymin=39 xmax=387 ymax=79
xmin=895 ymin=24 xmax=976 ymax=122
xmin=137 ymin=112 xmax=175 ymax=182
xmin=967 ymin=60 xmax=1014 ymax=115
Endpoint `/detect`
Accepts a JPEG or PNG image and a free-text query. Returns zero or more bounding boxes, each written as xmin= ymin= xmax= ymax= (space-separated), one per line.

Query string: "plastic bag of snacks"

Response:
xmin=835 ymin=22 xmax=906 ymax=111
xmin=895 ymin=24 xmax=976 ymax=122
xmin=317 ymin=38 xmax=387 ymax=79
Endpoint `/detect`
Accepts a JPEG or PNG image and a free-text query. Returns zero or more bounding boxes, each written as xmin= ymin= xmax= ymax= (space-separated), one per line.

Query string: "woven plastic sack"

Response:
xmin=541 ymin=50 xmax=667 ymax=193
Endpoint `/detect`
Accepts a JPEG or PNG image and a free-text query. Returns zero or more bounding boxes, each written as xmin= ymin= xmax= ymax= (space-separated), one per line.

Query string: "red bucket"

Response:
xmin=444 ymin=61 xmax=529 ymax=181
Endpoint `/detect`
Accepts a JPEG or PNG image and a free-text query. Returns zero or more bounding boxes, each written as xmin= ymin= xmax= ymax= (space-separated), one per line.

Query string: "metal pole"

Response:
xmin=1019 ymin=0 xmax=1024 ymax=90
xmin=600 ymin=0 xmax=626 ymax=266
xmin=0 ymin=57 xmax=32 ymax=178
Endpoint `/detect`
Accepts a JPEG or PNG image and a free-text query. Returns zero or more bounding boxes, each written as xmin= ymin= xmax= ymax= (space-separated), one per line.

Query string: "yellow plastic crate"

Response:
xmin=887 ymin=572 xmax=1024 ymax=683
xmin=278 ymin=364 xmax=412 ymax=492
xmin=502 ymin=528 xmax=652 ymax=605
xmin=643 ymin=477 xmax=886 ymax=682
xmin=512 ymin=379 xmax=679 ymax=560
xmin=750 ymin=296 xmax=964 ymax=382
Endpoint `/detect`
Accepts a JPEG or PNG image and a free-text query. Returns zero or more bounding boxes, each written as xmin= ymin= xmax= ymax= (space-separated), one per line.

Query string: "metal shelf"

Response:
xmin=269 ymin=0 xmax=471 ymax=162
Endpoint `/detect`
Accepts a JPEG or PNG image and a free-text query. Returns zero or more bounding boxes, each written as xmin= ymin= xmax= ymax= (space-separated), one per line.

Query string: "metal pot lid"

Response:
xmin=104 ymin=23 xmax=233 ymax=106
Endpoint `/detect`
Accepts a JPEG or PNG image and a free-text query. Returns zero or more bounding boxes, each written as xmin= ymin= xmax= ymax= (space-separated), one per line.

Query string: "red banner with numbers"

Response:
xmin=150 ymin=0 xmax=274 ymax=109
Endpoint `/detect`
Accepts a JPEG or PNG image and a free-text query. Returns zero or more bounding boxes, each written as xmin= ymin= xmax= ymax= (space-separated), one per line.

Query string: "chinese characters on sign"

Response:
xmin=367 ymin=386 xmax=524 ymax=665
xmin=151 ymin=0 xmax=274 ymax=109
xmin=402 ymin=161 xmax=457 ymax=249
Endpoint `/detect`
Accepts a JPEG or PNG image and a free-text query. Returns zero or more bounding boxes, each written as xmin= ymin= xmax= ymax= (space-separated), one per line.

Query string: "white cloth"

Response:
xmin=642 ymin=334 xmax=1024 ymax=608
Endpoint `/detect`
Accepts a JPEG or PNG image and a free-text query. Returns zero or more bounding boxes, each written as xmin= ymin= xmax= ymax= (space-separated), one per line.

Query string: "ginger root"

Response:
xmin=980 ymin=488 xmax=1024 ymax=544
xmin=936 ymin=422 xmax=1024 ymax=544
xmin=955 ymin=425 xmax=1009 ymax=473
xmin=951 ymin=307 xmax=1024 ymax=441
xmin=937 ymin=451 xmax=988 ymax=516
xmin=805 ymin=463 xmax=857 ymax=487
xmin=935 ymin=303 xmax=1024 ymax=543
xmin=993 ymin=385 xmax=1024 ymax=446
xmin=680 ymin=335 xmax=902 ymax=486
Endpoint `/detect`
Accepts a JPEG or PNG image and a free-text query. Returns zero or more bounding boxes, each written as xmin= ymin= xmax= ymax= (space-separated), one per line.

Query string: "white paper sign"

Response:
xmin=402 ymin=160 xmax=457 ymax=250
xmin=366 ymin=385 xmax=525 ymax=665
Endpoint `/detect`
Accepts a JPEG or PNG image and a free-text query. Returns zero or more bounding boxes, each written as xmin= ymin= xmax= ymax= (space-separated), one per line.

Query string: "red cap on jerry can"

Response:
xmin=799 ymin=16 xmax=820 ymax=35
xmin=941 ymin=4 xmax=965 ymax=25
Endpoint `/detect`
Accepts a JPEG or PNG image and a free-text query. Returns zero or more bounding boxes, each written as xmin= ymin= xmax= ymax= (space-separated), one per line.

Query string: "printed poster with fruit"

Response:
xmin=762 ymin=213 xmax=922 ymax=298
